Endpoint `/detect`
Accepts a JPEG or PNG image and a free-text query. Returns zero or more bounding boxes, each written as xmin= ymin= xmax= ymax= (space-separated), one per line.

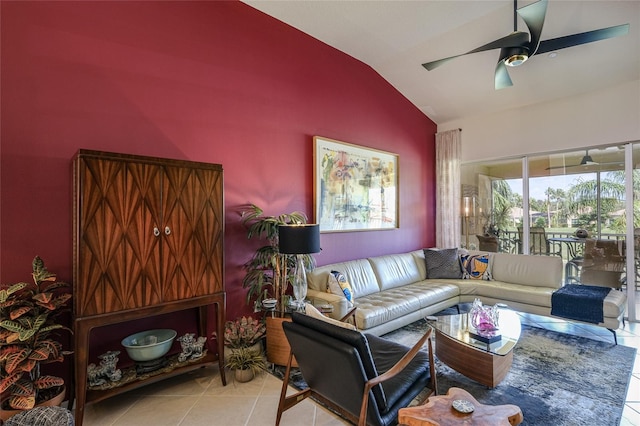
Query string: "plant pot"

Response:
xmin=234 ymin=368 xmax=254 ymax=383
xmin=0 ymin=386 xmax=66 ymax=421
xmin=266 ymin=316 xmax=298 ymax=367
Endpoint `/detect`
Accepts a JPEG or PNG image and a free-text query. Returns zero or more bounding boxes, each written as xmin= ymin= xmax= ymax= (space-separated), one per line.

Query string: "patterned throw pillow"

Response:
xmin=327 ymin=270 xmax=354 ymax=305
xmin=423 ymin=248 xmax=463 ymax=279
xmin=460 ymin=253 xmax=492 ymax=280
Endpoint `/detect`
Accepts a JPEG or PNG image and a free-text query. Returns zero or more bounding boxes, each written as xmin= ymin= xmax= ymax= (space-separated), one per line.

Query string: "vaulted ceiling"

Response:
xmin=242 ymin=1 xmax=640 ymax=124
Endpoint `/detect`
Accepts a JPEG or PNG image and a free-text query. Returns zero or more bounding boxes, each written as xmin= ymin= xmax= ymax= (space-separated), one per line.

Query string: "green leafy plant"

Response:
xmin=0 ymin=256 xmax=72 ymax=410
xmin=224 ymin=346 xmax=266 ymax=373
xmin=240 ymin=204 xmax=315 ymax=310
xmin=223 ymin=316 xmax=266 ymax=349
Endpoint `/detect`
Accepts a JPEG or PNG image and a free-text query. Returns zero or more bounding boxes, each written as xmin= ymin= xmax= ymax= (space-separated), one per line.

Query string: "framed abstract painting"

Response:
xmin=313 ymin=136 xmax=399 ymax=232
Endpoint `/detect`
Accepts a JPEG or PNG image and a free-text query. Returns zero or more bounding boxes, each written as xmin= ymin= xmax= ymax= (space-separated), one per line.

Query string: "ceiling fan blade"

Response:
xmin=516 ymin=0 xmax=548 ymax=55
xmin=423 ymin=32 xmax=529 ymax=71
xmin=495 ymin=60 xmax=513 ymax=90
xmin=536 ymin=23 xmax=629 ymax=55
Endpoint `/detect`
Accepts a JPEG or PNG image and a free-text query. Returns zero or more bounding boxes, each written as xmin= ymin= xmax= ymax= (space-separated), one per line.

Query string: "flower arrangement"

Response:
xmin=222 ymin=316 xmax=266 ymax=349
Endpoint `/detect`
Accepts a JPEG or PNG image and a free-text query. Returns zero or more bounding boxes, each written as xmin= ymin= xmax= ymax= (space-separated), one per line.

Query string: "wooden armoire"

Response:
xmin=72 ymin=150 xmax=226 ymax=426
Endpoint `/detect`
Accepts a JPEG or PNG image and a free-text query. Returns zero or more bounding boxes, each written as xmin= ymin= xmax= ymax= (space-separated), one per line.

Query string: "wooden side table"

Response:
xmin=398 ymin=387 xmax=523 ymax=426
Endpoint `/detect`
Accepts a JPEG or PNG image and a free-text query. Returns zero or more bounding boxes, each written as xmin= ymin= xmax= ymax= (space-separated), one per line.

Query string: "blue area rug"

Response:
xmin=383 ymin=318 xmax=636 ymax=426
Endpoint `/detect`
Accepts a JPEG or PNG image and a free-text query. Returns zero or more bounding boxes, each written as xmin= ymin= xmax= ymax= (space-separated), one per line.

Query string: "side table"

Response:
xmin=398 ymin=387 xmax=523 ymax=426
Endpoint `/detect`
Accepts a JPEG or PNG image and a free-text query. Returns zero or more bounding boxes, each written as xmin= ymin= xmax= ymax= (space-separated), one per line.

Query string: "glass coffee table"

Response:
xmin=430 ymin=307 xmax=521 ymax=388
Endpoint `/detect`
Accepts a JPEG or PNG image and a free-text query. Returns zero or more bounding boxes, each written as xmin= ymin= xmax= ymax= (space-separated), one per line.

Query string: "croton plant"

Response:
xmin=0 ymin=256 xmax=72 ymax=410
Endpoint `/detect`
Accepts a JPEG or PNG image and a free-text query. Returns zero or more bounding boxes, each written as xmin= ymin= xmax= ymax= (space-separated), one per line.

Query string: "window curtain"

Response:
xmin=435 ymin=129 xmax=461 ymax=248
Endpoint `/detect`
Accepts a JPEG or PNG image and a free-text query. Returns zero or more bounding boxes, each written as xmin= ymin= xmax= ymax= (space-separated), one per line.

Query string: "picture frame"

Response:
xmin=313 ymin=136 xmax=399 ymax=232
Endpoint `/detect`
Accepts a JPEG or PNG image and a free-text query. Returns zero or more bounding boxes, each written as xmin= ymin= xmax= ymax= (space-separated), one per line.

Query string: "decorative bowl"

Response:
xmin=262 ymin=298 xmax=277 ymax=309
xmin=121 ymin=329 xmax=177 ymax=362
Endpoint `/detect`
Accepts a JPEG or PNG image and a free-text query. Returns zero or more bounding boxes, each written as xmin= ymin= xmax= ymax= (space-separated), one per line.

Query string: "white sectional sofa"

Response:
xmin=306 ymin=249 xmax=627 ymax=341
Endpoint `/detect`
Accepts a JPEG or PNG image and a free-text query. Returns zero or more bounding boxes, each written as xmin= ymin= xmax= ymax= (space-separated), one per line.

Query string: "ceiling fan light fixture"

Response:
xmin=503 ymin=46 xmax=530 ymax=67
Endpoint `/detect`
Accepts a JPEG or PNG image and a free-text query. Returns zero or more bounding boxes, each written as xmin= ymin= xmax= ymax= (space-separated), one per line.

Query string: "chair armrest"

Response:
xmin=357 ymin=328 xmax=436 ymax=426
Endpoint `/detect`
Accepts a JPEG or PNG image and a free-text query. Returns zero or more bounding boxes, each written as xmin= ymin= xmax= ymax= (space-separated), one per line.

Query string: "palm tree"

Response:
xmin=568 ymin=173 xmax=625 ymax=233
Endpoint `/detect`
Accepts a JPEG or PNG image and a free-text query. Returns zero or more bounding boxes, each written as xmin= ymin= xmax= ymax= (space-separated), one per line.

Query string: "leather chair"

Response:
xmin=276 ymin=312 xmax=437 ymax=426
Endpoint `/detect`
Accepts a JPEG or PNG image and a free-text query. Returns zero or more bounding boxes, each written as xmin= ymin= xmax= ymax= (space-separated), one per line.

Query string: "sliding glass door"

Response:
xmin=461 ymin=144 xmax=638 ymax=323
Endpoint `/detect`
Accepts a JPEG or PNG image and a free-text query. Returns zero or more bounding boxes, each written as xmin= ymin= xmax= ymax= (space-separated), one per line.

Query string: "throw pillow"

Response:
xmin=305 ymin=303 xmax=357 ymax=330
xmin=327 ymin=270 xmax=355 ymax=305
xmin=460 ymin=253 xmax=492 ymax=280
xmin=423 ymin=248 xmax=463 ymax=279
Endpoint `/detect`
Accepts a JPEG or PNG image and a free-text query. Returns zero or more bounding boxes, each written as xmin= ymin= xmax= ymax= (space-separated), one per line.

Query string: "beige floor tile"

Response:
xmin=275 ymin=396 xmax=318 ymax=426
xmin=204 ymin=369 xmax=268 ymax=397
xmin=181 ymin=395 xmax=256 ymax=426
xmin=80 ymin=392 xmax=140 ymax=426
xmin=314 ymin=405 xmax=351 ymax=426
xmin=111 ymin=395 xmax=196 ymax=426
xmin=129 ymin=368 xmax=217 ymax=397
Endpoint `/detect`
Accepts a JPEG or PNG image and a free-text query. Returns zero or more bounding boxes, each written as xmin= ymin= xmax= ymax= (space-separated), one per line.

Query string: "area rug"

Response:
xmin=272 ymin=317 xmax=636 ymax=426
xmin=384 ymin=319 xmax=636 ymax=426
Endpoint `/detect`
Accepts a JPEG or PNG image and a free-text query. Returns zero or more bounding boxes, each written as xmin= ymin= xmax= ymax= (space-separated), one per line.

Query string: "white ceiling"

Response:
xmin=242 ymin=0 xmax=640 ymax=124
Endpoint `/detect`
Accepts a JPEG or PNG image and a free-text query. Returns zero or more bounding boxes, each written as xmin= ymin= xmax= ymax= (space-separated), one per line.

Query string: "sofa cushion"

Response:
xmin=308 ymin=259 xmax=381 ymax=297
xmin=423 ymin=248 xmax=463 ymax=279
xmin=353 ymin=282 xmax=459 ymax=330
xmin=460 ymin=280 xmax=555 ymax=308
xmin=491 ymin=252 xmax=562 ymax=288
xmin=369 ymin=253 xmax=424 ymax=291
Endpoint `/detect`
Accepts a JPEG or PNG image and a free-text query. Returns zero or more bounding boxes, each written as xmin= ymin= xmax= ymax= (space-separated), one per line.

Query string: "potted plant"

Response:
xmin=0 ymin=256 xmax=72 ymax=417
xmin=224 ymin=346 xmax=266 ymax=383
xmin=240 ymin=203 xmax=315 ymax=311
xmin=223 ymin=316 xmax=266 ymax=349
xmin=221 ymin=316 xmax=266 ymax=361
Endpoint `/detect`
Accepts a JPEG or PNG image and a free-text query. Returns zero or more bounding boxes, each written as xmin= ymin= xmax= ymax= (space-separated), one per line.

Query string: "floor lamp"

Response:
xmin=278 ymin=224 xmax=321 ymax=310
xmin=462 ymin=196 xmax=474 ymax=249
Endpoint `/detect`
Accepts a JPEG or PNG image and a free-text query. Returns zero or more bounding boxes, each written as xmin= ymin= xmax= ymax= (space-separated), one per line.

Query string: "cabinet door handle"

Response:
xmin=153 ymin=227 xmax=160 ymax=237
xmin=165 ymin=226 xmax=171 ymax=236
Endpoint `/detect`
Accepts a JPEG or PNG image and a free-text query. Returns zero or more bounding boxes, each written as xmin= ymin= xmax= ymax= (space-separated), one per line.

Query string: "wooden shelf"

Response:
xmin=85 ymin=353 xmax=218 ymax=405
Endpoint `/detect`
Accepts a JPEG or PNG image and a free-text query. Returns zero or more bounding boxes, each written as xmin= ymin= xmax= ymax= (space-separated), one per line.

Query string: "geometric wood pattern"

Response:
xmin=74 ymin=151 xmax=224 ymax=317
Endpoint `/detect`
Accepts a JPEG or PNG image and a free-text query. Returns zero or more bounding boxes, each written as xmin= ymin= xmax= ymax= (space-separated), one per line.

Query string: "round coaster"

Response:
xmin=452 ymin=399 xmax=475 ymax=414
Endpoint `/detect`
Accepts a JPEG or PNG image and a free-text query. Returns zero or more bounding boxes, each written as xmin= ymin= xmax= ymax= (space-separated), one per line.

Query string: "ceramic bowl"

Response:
xmin=262 ymin=298 xmax=277 ymax=309
xmin=121 ymin=329 xmax=177 ymax=362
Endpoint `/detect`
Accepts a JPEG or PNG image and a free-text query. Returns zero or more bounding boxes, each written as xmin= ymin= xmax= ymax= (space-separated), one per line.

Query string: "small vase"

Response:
xmin=234 ymin=368 xmax=254 ymax=383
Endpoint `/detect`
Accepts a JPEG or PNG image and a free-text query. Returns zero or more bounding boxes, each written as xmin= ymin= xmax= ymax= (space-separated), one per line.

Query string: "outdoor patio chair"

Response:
xmin=580 ymin=238 xmax=625 ymax=290
xmin=517 ymin=226 xmax=562 ymax=256
xmin=276 ymin=312 xmax=437 ymax=426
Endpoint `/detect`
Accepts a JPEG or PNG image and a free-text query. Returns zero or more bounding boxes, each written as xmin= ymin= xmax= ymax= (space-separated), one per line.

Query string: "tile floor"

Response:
xmin=78 ymin=312 xmax=640 ymax=426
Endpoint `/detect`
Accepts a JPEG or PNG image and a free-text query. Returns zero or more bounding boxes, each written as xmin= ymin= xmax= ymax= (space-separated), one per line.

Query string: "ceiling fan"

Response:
xmin=422 ymin=0 xmax=630 ymax=90
xmin=545 ymin=150 xmax=619 ymax=170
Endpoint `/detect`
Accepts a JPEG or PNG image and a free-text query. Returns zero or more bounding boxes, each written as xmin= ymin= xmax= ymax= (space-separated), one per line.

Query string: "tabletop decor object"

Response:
xmin=469 ymin=298 xmax=499 ymax=332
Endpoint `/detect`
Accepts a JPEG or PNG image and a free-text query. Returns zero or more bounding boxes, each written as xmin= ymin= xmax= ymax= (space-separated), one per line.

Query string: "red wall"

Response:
xmin=1 ymin=1 xmax=436 ymax=338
